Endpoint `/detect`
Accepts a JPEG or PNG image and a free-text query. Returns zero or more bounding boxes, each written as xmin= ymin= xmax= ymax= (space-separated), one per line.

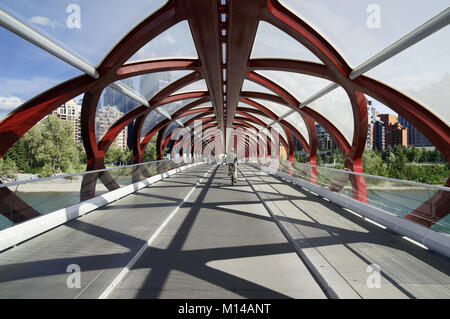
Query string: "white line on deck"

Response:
xmin=98 ymin=164 xmax=217 ymax=299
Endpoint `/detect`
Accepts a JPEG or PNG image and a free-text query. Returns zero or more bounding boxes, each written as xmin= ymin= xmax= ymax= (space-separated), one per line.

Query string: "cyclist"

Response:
xmin=226 ymin=149 xmax=238 ymax=183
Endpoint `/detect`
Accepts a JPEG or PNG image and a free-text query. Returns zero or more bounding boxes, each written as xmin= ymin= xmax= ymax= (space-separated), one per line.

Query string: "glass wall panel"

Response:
xmin=140 ymin=98 xmax=199 ymax=141
xmin=163 ymin=113 xmax=197 ymax=139
xmin=254 ymin=70 xmax=332 ymax=102
xmin=366 ymin=26 xmax=450 ymax=126
xmin=250 ymin=21 xmax=322 ymax=63
xmin=127 ymin=20 xmax=198 ymax=62
xmin=280 ymin=0 xmax=449 ymax=67
xmin=139 ymin=110 xmax=166 ymax=140
xmin=95 ymin=84 xmax=141 ymax=142
xmin=308 ymin=86 xmax=354 ymax=144
xmin=284 ymin=112 xmax=310 ymax=143
xmin=0 ymin=0 xmax=168 ymax=65
xmin=0 ymin=27 xmax=81 ymax=121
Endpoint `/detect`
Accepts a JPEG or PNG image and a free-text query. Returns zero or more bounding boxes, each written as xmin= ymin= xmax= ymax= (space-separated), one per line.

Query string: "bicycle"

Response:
xmin=228 ymin=163 xmax=237 ymax=185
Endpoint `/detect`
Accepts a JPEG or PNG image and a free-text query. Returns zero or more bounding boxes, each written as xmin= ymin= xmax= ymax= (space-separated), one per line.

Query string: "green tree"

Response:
xmin=22 ymin=125 xmax=42 ymax=169
xmin=3 ymin=138 xmax=28 ymax=172
xmin=387 ymin=150 xmax=406 ymax=179
xmin=0 ymin=157 xmax=17 ymax=179
xmin=330 ymin=148 xmax=344 ymax=167
xmin=36 ymin=115 xmax=79 ymax=174
xmin=143 ymin=134 xmax=158 ymax=162
xmin=362 ymin=148 xmax=385 ymax=175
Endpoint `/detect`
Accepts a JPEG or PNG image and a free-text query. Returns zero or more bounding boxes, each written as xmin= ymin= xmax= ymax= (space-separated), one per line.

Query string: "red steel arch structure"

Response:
xmin=0 ymin=0 xmax=448 ymax=227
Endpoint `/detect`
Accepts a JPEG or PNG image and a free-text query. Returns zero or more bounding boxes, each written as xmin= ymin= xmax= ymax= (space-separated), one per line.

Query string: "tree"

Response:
xmin=387 ymin=150 xmax=406 ymax=179
xmin=362 ymin=148 xmax=385 ymax=176
xmin=3 ymin=137 xmax=28 ymax=172
xmin=0 ymin=157 xmax=17 ymax=179
xmin=330 ymin=148 xmax=344 ymax=166
xmin=143 ymin=134 xmax=158 ymax=162
xmin=22 ymin=125 xmax=42 ymax=169
xmin=36 ymin=115 xmax=79 ymax=174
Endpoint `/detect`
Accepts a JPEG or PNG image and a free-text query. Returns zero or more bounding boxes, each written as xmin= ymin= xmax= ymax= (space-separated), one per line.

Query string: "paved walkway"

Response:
xmin=0 ymin=164 xmax=448 ymax=299
xmin=240 ymin=165 xmax=450 ymax=298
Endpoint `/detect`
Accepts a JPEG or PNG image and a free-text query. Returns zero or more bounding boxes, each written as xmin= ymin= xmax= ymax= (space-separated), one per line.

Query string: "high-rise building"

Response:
xmin=52 ymin=99 xmax=82 ymax=143
xmin=95 ymin=105 xmax=128 ymax=151
xmin=373 ymin=119 xmax=385 ymax=152
xmin=379 ymin=113 xmax=407 ymax=148
xmin=367 ymin=100 xmax=377 ymax=123
xmin=367 ymin=122 xmax=374 ymax=149
xmin=379 ymin=113 xmax=397 ymax=126
xmin=315 ymin=124 xmax=337 ymax=153
xmin=365 ymin=100 xmax=379 ymax=149
xmin=103 ymin=79 xmax=138 ymax=149
xmin=398 ymin=114 xmax=432 ymax=147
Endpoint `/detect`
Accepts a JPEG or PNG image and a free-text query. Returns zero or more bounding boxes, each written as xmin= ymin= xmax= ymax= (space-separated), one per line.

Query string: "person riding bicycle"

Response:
xmin=226 ymin=149 xmax=238 ymax=183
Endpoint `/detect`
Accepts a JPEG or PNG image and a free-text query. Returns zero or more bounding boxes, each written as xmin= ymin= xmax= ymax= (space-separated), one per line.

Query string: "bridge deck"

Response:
xmin=0 ymin=164 xmax=448 ymax=299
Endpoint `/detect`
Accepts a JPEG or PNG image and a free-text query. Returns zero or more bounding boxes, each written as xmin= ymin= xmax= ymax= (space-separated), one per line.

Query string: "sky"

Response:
xmin=0 ymin=0 xmax=448 ymax=133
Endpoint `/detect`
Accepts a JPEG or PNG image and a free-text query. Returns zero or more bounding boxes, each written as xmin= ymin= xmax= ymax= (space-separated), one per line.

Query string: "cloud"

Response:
xmin=0 ymin=96 xmax=22 ymax=111
xmin=162 ymin=34 xmax=176 ymax=45
xmin=29 ymin=16 xmax=63 ymax=29
xmin=0 ymin=76 xmax=60 ymax=100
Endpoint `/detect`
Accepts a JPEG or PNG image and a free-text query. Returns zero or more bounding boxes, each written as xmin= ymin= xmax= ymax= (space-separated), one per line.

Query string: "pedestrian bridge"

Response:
xmin=0 ymin=161 xmax=448 ymax=299
xmin=0 ymin=0 xmax=449 ymax=300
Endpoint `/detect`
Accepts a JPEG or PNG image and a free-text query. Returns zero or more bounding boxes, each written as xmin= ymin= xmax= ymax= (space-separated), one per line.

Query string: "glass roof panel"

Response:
xmin=251 ymin=99 xmax=291 ymax=117
xmin=0 ymin=0 xmax=168 ymax=66
xmin=140 ymin=98 xmax=199 ymax=141
xmin=163 ymin=113 xmax=198 ymax=139
xmin=95 ymin=85 xmax=142 ymax=142
xmin=250 ymin=21 xmax=322 ymax=63
xmin=140 ymin=109 xmax=166 ymax=140
xmin=366 ymin=26 xmax=450 ymax=126
xmin=272 ymin=122 xmax=288 ymax=144
xmin=0 ymin=27 xmax=82 ymax=121
xmin=254 ymin=70 xmax=332 ymax=102
xmin=171 ymin=79 xmax=208 ymax=95
xmin=162 ymin=98 xmax=199 ymax=115
xmin=280 ymin=0 xmax=449 ymax=67
xmin=120 ymin=71 xmax=192 ymax=101
xmin=238 ymin=101 xmax=258 ymax=110
xmin=246 ymin=112 xmax=272 ymax=126
xmin=127 ymin=20 xmax=198 ymax=62
xmin=284 ymin=112 xmax=310 ymax=143
xmin=241 ymin=79 xmax=275 ymax=95
xmin=190 ymin=102 xmax=213 ymax=110
xmin=307 ymin=86 xmax=354 ymax=144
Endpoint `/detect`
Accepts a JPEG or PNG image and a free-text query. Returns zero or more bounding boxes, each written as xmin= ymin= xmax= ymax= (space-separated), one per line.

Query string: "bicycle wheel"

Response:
xmin=231 ymin=166 xmax=234 ymax=185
